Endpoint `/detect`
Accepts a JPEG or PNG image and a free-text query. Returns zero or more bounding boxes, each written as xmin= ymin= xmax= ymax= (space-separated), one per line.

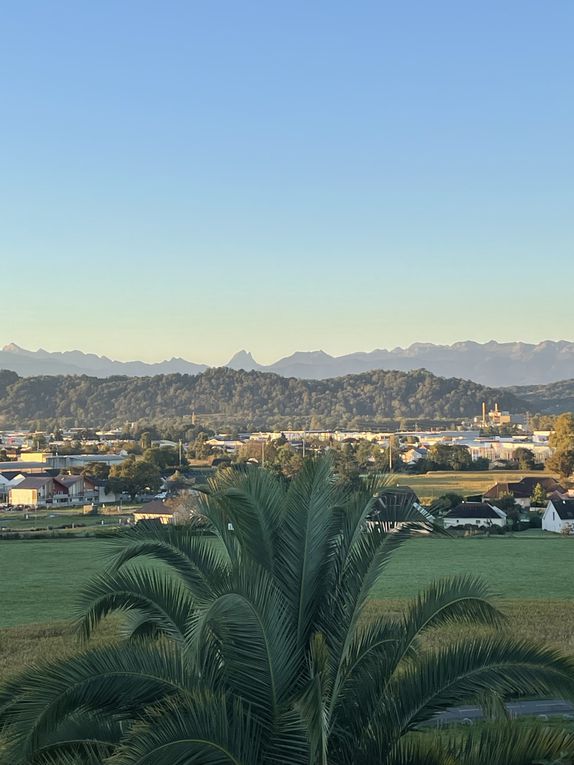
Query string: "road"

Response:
xmin=429 ymin=699 xmax=574 ymax=726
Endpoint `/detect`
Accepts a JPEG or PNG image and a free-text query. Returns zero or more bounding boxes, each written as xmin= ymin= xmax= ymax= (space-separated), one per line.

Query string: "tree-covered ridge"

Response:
xmin=0 ymin=367 xmax=528 ymax=428
xmin=511 ymin=378 xmax=574 ymax=414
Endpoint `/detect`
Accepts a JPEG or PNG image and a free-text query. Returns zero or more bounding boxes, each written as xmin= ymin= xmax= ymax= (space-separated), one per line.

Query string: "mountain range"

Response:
xmin=2 ymin=340 xmax=574 ymax=387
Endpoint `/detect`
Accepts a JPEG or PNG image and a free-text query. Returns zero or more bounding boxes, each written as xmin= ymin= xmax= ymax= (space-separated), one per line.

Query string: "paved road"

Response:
xmin=429 ymin=699 xmax=574 ymax=726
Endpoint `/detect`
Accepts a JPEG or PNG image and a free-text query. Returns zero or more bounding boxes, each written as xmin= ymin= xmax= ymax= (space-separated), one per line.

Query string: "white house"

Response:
xmin=542 ymin=499 xmax=574 ymax=535
xmin=0 ymin=471 xmax=27 ymax=499
xmin=443 ymin=502 xmax=507 ymax=529
xmin=400 ymin=447 xmax=427 ymax=466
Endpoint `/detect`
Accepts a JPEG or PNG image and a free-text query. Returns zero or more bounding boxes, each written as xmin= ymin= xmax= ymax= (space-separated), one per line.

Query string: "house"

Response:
xmin=482 ymin=477 xmax=566 ymax=511
xmin=8 ymin=473 xmax=98 ymax=507
xmin=482 ymin=482 xmax=532 ymax=509
xmin=401 ymin=447 xmax=427 ymax=466
xmin=52 ymin=474 xmax=98 ymax=505
xmin=9 ymin=477 xmax=63 ymax=507
xmin=443 ymin=502 xmax=507 ymax=529
xmin=369 ymin=487 xmax=434 ymax=531
xmin=132 ymin=499 xmax=190 ymax=525
xmin=514 ymin=476 xmax=565 ymax=496
xmin=542 ymin=499 xmax=574 ymax=535
xmin=0 ymin=471 xmax=27 ymax=499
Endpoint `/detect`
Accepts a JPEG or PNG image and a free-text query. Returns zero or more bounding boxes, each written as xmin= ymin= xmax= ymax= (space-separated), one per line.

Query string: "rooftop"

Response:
xmin=445 ymin=502 xmax=506 ymax=520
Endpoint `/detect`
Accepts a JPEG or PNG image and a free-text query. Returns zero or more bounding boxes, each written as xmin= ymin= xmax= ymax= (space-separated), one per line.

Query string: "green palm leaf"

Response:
xmin=76 ymin=566 xmax=194 ymax=642
xmin=274 ymin=458 xmax=341 ymax=649
xmin=108 ymin=692 xmax=261 ymax=765
xmin=105 ymin=521 xmax=230 ymax=600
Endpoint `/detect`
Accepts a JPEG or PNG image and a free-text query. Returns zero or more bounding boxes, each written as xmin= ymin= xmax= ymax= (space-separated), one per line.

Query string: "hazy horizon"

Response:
xmin=3 ymin=336 xmax=574 ymax=368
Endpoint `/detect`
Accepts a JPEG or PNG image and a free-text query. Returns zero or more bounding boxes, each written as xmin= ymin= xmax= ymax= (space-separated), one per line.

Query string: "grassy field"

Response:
xmin=1 ymin=533 xmax=572 ymax=627
xmin=396 ymin=470 xmax=556 ymax=502
xmin=1 ymin=533 xmax=573 ymax=682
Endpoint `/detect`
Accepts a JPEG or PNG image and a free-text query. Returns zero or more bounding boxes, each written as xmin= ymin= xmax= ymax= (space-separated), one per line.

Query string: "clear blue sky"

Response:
xmin=1 ymin=1 xmax=572 ymax=364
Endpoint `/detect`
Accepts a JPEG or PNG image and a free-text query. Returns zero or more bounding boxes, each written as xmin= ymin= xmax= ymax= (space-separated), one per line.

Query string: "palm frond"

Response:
xmin=208 ymin=467 xmax=287 ymax=572
xmin=104 ymin=521 xmax=230 ymax=599
xmin=376 ymin=637 xmax=574 ymax=741
xmin=2 ymin=714 xmax=121 ymax=765
xmin=108 ymin=691 xmax=261 ymax=765
xmin=186 ymin=560 xmax=299 ymax=723
xmin=398 ymin=574 xmax=504 ymax=656
xmin=75 ymin=566 xmax=195 ymax=643
xmin=0 ymin=642 xmax=188 ymax=761
xmin=274 ymin=458 xmax=342 ymax=649
xmin=295 ymin=632 xmax=332 ymax=765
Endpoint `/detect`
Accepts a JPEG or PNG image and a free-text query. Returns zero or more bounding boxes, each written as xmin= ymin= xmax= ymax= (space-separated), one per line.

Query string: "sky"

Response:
xmin=1 ymin=1 xmax=573 ymax=365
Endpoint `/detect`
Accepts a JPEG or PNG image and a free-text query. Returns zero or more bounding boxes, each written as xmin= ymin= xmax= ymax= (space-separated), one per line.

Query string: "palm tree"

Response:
xmin=1 ymin=459 xmax=573 ymax=764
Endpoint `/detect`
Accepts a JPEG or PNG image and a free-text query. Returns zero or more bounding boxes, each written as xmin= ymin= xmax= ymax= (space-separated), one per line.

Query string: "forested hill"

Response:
xmin=510 ymin=379 xmax=574 ymax=414
xmin=0 ymin=367 xmax=529 ymax=429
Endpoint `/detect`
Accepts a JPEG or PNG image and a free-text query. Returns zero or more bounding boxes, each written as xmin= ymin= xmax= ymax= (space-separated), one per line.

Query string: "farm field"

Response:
xmin=1 ymin=534 xmax=573 ymax=681
xmin=396 ymin=470 xmax=557 ymax=502
xmin=1 ymin=533 xmax=572 ymax=627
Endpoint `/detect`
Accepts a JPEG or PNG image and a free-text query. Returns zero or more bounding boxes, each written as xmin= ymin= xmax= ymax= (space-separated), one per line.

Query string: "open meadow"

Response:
xmin=397 ymin=470 xmax=557 ymax=502
xmin=1 ymin=532 xmax=573 ymax=682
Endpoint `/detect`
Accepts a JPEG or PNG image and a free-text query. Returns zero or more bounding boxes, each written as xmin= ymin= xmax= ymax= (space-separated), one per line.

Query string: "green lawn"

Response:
xmin=373 ymin=534 xmax=574 ymax=601
xmin=0 ymin=511 xmax=131 ymax=532
xmin=1 ymin=534 xmax=574 ymax=683
xmin=1 ymin=534 xmax=572 ymax=629
xmin=0 ymin=538 xmax=110 ymax=627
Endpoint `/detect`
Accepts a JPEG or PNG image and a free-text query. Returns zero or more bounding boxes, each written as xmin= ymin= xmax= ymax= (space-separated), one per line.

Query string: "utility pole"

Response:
xmin=261 ymin=440 xmax=265 ymax=468
xmin=388 ymin=436 xmax=393 ymax=471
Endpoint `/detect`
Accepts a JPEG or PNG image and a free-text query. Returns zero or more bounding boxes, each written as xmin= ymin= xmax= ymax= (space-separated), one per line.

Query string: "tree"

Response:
xmin=108 ymin=457 xmax=161 ymax=498
xmin=549 ymin=413 xmax=574 ymax=452
xmin=188 ymin=433 xmax=213 ymax=460
xmin=428 ymin=444 xmax=472 ymax=471
xmin=547 ymin=414 xmax=574 ymax=478
xmin=491 ymin=494 xmax=522 ymax=528
xmin=430 ymin=492 xmax=463 ymax=516
xmin=513 ymin=447 xmax=536 ymax=470
xmin=2 ymin=460 xmax=574 ymax=764
xmin=81 ymin=461 xmax=110 ymax=480
xmin=531 ymin=482 xmax=547 ymax=508
xmin=142 ymin=446 xmax=180 ymax=470
xmin=546 ymin=448 xmax=574 ymax=479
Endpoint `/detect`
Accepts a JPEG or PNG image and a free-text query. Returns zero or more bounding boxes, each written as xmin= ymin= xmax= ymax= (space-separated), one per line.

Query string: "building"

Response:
xmin=482 ymin=482 xmax=532 ymax=509
xmin=132 ymin=499 xmax=190 ymax=525
xmin=512 ymin=476 xmax=565 ymax=496
xmin=8 ymin=474 xmax=98 ymax=507
xmin=9 ymin=477 xmax=62 ymax=507
xmin=369 ymin=487 xmax=434 ymax=532
xmin=541 ymin=499 xmax=574 ymax=535
xmin=400 ymin=447 xmax=427 ymax=466
xmin=443 ymin=502 xmax=507 ymax=529
xmin=473 ymin=403 xmax=529 ymax=429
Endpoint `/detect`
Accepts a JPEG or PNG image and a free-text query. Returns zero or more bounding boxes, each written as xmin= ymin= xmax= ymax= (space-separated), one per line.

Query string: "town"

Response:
xmin=1 ymin=403 xmax=573 ymax=536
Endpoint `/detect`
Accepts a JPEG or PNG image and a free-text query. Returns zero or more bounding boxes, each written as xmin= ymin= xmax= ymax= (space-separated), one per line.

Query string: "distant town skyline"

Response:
xmin=1 ymin=1 xmax=572 ymax=364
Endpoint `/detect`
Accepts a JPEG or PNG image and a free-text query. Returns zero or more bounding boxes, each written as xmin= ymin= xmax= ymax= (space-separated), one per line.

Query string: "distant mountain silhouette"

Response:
xmin=0 ymin=344 xmax=208 ymax=378
xmin=226 ymin=341 xmax=574 ymax=385
xmin=226 ymin=350 xmax=264 ymax=372
xmin=2 ymin=340 xmax=574 ymax=386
